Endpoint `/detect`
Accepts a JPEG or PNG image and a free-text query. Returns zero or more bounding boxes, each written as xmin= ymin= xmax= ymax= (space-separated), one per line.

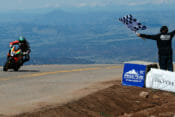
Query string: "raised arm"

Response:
xmin=136 ymin=33 xmax=158 ymax=40
xmin=170 ymin=30 xmax=175 ymax=37
xmin=9 ymin=40 xmax=19 ymax=47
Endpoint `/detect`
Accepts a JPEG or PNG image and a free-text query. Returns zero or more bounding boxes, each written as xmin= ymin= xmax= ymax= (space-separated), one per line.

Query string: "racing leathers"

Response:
xmin=10 ymin=40 xmax=31 ymax=64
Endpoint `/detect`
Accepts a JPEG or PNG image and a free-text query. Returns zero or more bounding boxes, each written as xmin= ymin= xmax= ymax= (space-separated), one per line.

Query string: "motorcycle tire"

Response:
xmin=3 ymin=62 xmax=9 ymax=71
xmin=14 ymin=66 xmax=20 ymax=71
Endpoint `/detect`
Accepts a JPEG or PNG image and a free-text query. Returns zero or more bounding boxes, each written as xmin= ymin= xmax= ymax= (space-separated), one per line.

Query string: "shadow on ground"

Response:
xmin=18 ymin=70 xmax=40 ymax=72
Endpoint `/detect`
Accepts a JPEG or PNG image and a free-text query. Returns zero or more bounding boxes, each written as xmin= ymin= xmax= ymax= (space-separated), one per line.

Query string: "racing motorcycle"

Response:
xmin=3 ymin=45 xmax=25 ymax=71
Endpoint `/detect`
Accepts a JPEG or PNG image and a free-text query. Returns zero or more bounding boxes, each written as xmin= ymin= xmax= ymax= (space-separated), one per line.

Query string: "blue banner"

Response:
xmin=122 ymin=63 xmax=147 ymax=87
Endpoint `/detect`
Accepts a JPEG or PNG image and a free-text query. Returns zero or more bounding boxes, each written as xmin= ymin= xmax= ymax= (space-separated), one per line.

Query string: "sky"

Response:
xmin=0 ymin=0 xmax=175 ymax=11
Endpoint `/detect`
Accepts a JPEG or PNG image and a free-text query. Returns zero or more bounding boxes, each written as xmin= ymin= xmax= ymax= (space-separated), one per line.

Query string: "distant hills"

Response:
xmin=1 ymin=9 xmax=175 ymax=65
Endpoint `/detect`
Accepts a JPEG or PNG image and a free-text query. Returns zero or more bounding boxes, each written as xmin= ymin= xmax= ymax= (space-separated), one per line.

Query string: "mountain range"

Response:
xmin=0 ymin=8 xmax=175 ymax=65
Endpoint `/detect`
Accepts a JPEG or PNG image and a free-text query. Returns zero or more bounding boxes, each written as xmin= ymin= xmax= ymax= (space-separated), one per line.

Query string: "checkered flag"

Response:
xmin=119 ymin=14 xmax=147 ymax=32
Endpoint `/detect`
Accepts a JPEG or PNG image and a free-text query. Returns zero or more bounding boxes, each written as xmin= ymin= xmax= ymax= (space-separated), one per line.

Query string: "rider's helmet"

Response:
xmin=19 ymin=36 xmax=26 ymax=43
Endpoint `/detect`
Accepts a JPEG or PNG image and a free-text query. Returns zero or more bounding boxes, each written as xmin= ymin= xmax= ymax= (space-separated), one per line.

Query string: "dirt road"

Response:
xmin=0 ymin=64 xmax=123 ymax=116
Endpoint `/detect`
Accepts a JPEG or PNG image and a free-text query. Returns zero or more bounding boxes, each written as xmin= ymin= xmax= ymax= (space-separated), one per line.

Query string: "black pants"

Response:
xmin=159 ymin=55 xmax=173 ymax=71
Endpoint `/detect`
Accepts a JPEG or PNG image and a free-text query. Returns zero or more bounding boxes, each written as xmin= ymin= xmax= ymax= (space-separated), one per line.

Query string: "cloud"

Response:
xmin=70 ymin=1 xmax=107 ymax=7
xmin=42 ymin=3 xmax=60 ymax=8
xmin=0 ymin=0 xmax=175 ymax=11
xmin=127 ymin=1 xmax=149 ymax=6
xmin=153 ymin=0 xmax=175 ymax=4
xmin=17 ymin=0 xmax=24 ymax=4
xmin=67 ymin=0 xmax=175 ymax=8
xmin=126 ymin=0 xmax=175 ymax=6
xmin=77 ymin=3 xmax=87 ymax=7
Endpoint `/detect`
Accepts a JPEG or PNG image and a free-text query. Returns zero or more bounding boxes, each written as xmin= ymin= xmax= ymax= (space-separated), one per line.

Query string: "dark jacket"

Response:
xmin=140 ymin=30 xmax=175 ymax=56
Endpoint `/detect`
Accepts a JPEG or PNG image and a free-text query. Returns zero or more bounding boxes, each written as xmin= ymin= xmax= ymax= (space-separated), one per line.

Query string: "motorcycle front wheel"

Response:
xmin=3 ymin=61 xmax=9 ymax=71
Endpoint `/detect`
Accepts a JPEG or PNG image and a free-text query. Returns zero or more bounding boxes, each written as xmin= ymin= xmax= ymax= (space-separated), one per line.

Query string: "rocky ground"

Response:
xmin=12 ymin=80 xmax=175 ymax=117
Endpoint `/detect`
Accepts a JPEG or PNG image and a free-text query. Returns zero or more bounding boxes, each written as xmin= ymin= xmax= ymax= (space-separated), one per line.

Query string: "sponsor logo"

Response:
xmin=160 ymin=35 xmax=170 ymax=40
xmin=124 ymin=69 xmax=145 ymax=82
xmin=154 ymin=77 xmax=175 ymax=87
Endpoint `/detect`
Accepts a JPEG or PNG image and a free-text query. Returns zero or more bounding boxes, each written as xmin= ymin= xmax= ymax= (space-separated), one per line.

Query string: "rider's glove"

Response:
xmin=23 ymin=52 xmax=27 ymax=55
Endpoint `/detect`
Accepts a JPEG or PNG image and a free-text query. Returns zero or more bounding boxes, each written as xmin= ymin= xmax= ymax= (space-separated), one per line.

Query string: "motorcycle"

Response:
xmin=3 ymin=45 xmax=24 ymax=71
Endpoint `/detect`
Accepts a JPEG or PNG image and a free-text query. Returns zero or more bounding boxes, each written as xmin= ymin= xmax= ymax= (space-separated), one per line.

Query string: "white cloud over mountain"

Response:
xmin=0 ymin=0 xmax=175 ymax=10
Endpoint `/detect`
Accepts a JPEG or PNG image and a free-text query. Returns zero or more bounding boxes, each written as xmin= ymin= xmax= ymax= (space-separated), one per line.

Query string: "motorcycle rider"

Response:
xmin=9 ymin=36 xmax=31 ymax=64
